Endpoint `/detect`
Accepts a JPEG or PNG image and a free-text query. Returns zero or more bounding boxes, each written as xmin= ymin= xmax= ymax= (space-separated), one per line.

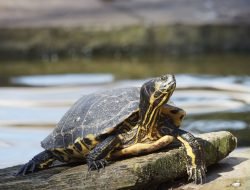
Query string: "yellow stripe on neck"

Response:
xmin=144 ymin=94 xmax=169 ymax=129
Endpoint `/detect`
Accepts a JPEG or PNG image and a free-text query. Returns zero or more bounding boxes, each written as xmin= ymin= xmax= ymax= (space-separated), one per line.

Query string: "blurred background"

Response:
xmin=0 ymin=0 xmax=250 ymax=169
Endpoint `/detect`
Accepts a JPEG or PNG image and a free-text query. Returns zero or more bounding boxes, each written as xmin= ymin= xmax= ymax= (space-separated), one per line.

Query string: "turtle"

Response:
xmin=16 ymin=74 xmax=206 ymax=184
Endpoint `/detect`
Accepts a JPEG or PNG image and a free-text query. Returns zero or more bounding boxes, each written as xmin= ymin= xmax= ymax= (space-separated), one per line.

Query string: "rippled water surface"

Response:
xmin=1 ymin=61 xmax=250 ymax=168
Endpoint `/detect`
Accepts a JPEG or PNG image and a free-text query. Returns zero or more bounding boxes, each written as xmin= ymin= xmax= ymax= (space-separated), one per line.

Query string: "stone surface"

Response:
xmin=0 ymin=131 xmax=237 ymax=190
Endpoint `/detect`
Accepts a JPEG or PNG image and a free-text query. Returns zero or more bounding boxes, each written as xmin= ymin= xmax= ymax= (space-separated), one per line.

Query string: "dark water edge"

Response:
xmin=1 ymin=53 xmax=250 ymax=86
xmin=0 ymin=24 xmax=250 ymax=60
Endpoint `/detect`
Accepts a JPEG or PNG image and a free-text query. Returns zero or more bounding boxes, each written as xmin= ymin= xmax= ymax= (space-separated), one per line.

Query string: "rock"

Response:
xmin=176 ymin=147 xmax=250 ymax=190
xmin=0 ymin=131 xmax=236 ymax=190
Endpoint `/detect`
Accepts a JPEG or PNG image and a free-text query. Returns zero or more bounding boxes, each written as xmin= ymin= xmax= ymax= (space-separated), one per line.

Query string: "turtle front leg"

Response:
xmin=85 ymin=135 xmax=121 ymax=171
xmin=176 ymin=129 xmax=207 ymax=184
xmin=110 ymin=135 xmax=174 ymax=159
xmin=159 ymin=121 xmax=206 ymax=184
xmin=15 ymin=150 xmax=56 ymax=176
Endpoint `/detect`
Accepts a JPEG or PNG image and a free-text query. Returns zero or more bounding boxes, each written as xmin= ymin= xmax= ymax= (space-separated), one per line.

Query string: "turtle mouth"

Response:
xmin=160 ymin=80 xmax=176 ymax=93
xmin=168 ymin=80 xmax=176 ymax=87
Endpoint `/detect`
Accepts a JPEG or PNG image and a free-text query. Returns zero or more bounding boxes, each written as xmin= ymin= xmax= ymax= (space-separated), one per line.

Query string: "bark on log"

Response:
xmin=0 ymin=131 xmax=237 ymax=190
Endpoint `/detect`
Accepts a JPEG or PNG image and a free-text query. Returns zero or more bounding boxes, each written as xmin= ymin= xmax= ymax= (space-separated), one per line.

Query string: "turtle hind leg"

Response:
xmin=15 ymin=150 xmax=56 ymax=176
xmin=85 ymin=135 xmax=121 ymax=171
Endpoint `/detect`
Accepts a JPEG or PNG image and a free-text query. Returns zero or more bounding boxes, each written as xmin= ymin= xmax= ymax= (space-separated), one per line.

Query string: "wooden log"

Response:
xmin=0 ymin=131 xmax=237 ymax=190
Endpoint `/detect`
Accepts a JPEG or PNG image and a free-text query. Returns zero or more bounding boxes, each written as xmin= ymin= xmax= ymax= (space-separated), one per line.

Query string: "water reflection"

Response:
xmin=177 ymin=74 xmax=250 ymax=92
xmin=0 ymin=73 xmax=250 ymax=168
xmin=185 ymin=120 xmax=248 ymax=132
xmin=11 ymin=74 xmax=114 ymax=86
xmin=0 ymin=126 xmax=51 ymax=169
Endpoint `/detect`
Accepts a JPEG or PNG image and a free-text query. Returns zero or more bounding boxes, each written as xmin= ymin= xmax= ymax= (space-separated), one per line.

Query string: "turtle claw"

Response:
xmin=15 ymin=151 xmax=55 ymax=176
xmin=87 ymin=159 xmax=108 ymax=172
xmin=187 ymin=165 xmax=207 ymax=184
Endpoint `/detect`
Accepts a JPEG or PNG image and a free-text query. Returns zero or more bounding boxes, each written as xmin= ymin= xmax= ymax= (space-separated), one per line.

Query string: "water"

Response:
xmin=11 ymin=74 xmax=114 ymax=86
xmin=0 ymin=126 xmax=51 ymax=169
xmin=1 ymin=66 xmax=250 ymax=168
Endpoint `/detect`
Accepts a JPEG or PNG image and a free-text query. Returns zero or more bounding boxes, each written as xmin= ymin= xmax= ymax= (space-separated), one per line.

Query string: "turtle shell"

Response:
xmin=41 ymin=87 xmax=140 ymax=150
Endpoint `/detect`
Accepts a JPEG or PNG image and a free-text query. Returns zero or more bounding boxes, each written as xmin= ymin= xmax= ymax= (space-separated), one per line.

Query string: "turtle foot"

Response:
xmin=15 ymin=160 xmax=38 ymax=176
xmin=187 ymin=164 xmax=207 ymax=184
xmin=15 ymin=150 xmax=55 ymax=176
xmin=87 ymin=158 xmax=108 ymax=172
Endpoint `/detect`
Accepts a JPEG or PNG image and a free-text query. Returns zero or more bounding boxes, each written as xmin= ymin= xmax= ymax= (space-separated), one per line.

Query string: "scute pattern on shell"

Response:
xmin=41 ymin=87 xmax=140 ymax=150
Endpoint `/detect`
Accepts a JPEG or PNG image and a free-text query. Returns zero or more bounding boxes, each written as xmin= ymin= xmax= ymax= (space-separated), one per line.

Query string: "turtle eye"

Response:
xmin=161 ymin=75 xmax=167 ymax=80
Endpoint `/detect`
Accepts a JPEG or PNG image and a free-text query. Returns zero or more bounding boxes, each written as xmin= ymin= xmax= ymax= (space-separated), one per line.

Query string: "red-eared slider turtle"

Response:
xmin=16 ymin=74 xmax=206 ymax=184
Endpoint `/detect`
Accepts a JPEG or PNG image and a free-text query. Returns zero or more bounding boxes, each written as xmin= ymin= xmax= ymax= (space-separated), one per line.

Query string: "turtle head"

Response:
xmin=137 ymin=74 xmax=176 ymax=135
xmin=141 ymin=74 xmax=176 ymax=107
